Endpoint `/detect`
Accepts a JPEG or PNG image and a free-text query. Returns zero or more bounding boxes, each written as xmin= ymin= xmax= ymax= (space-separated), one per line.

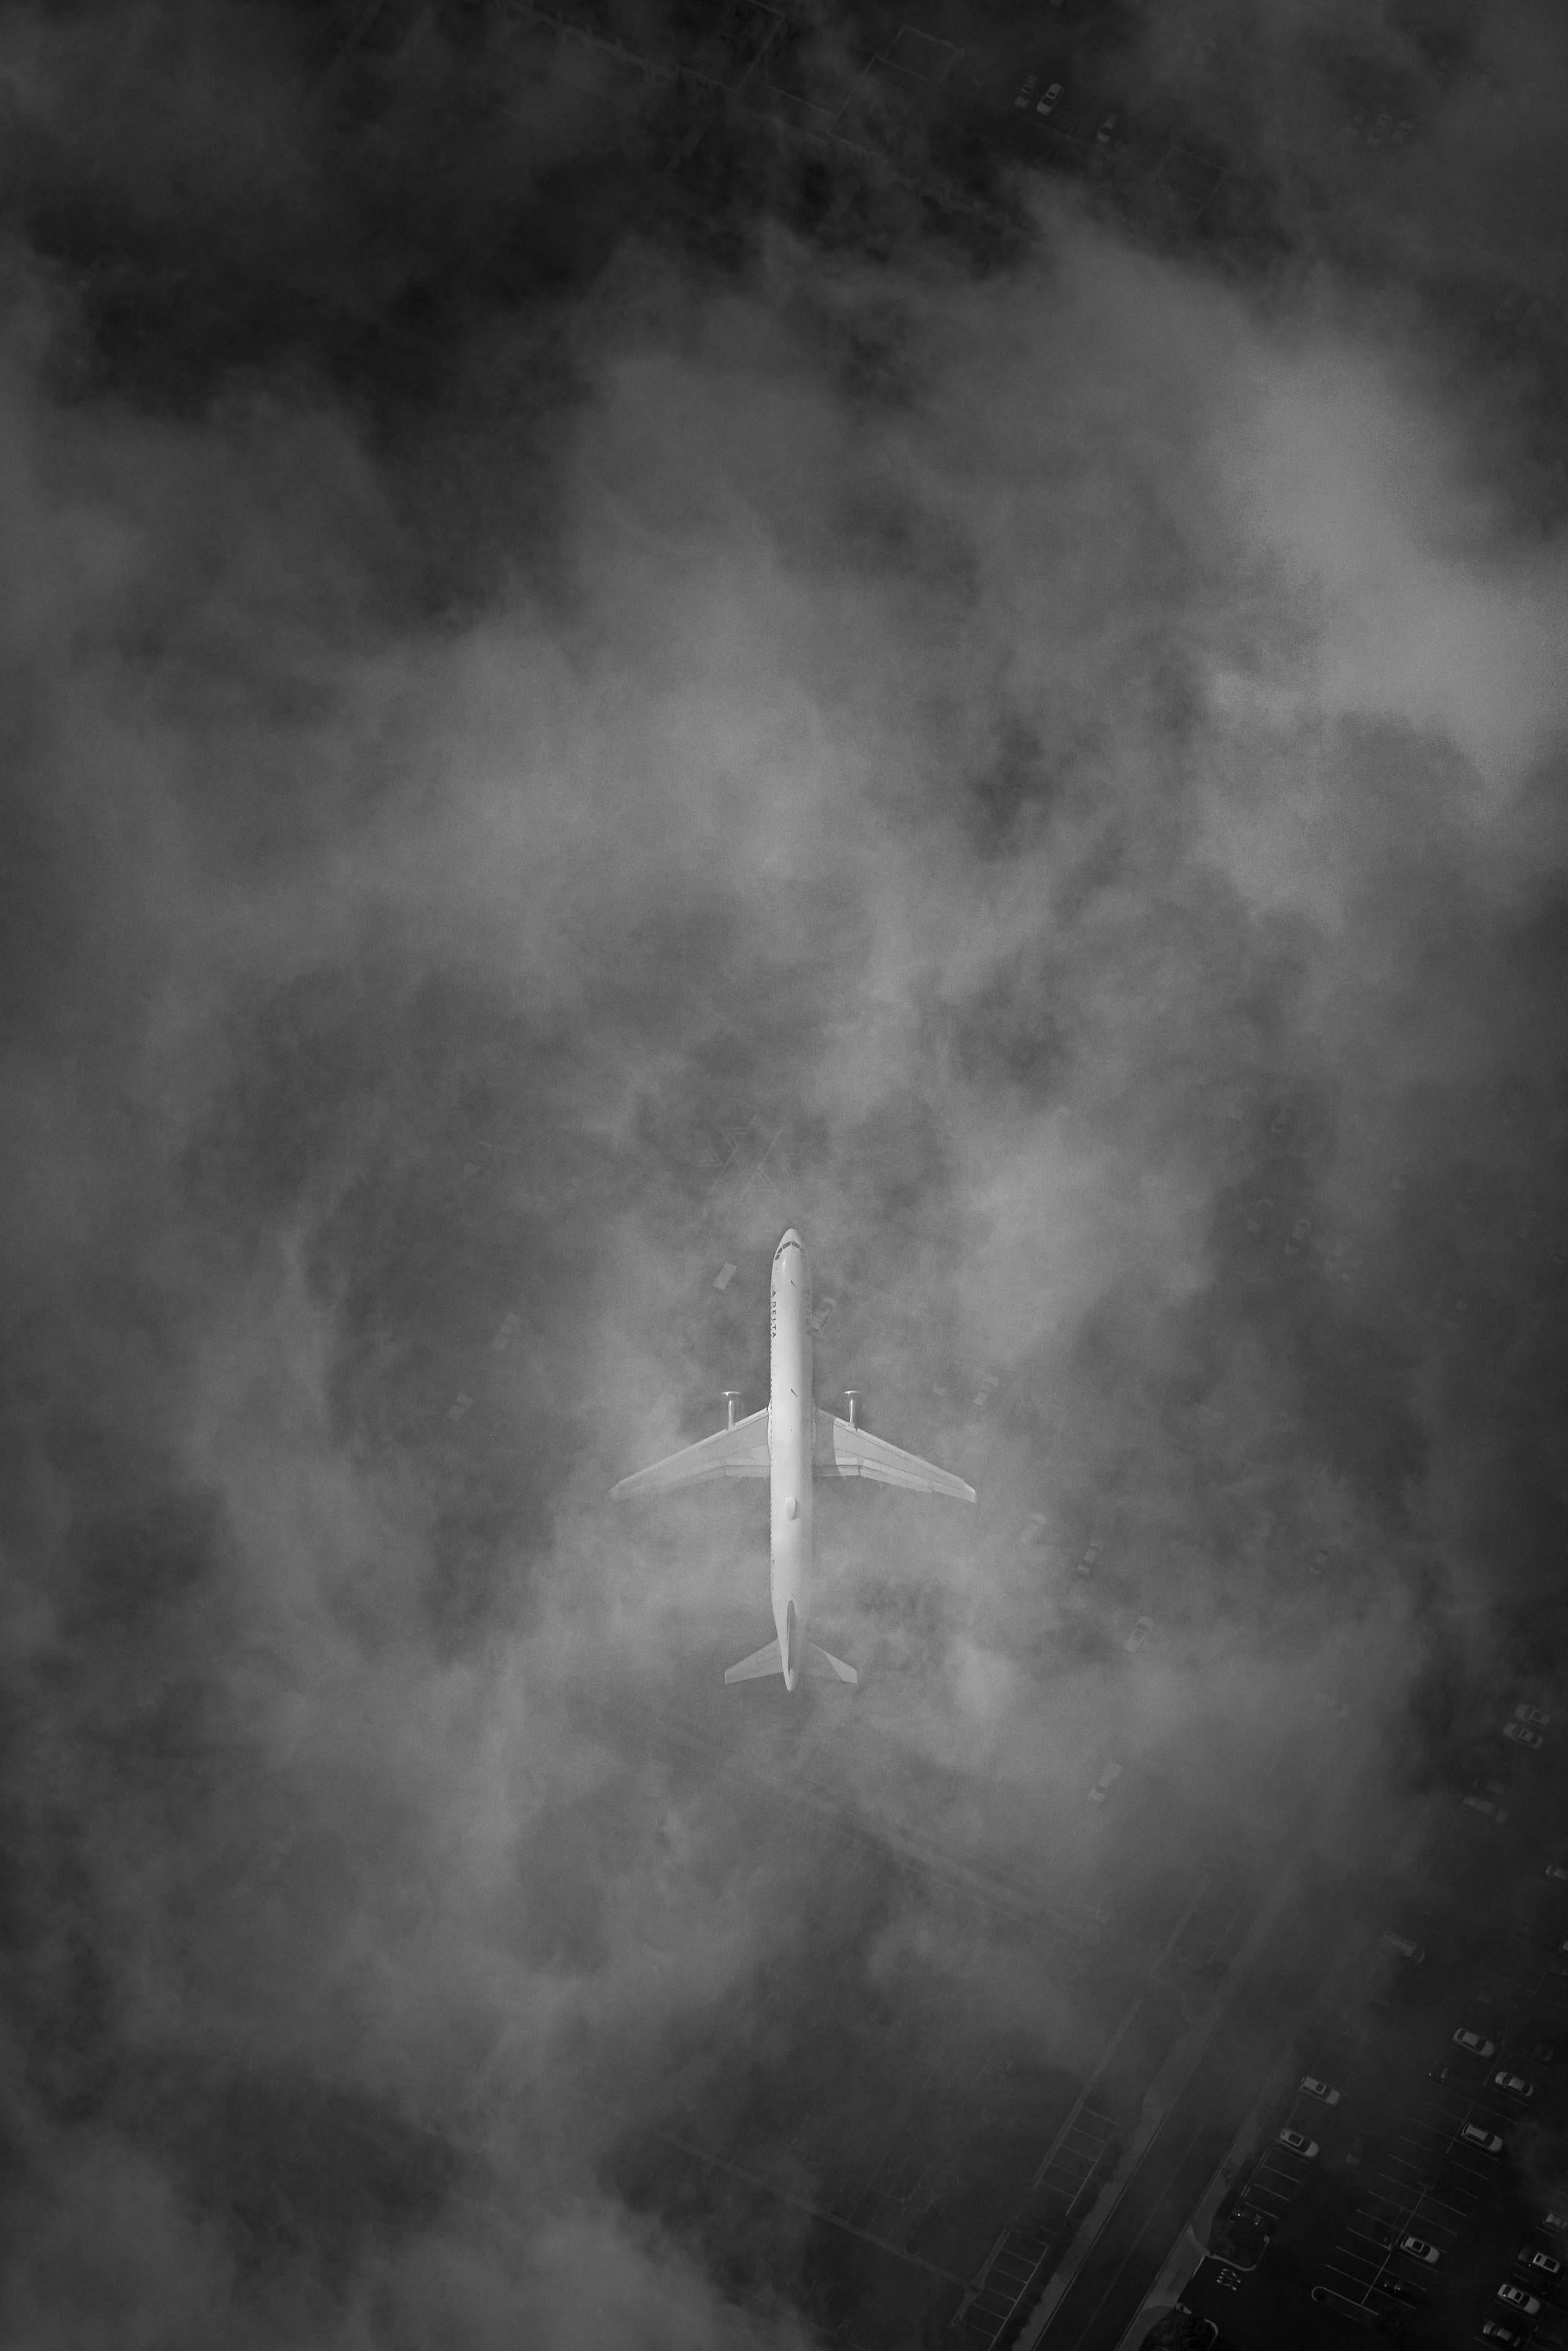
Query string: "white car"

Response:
xmin=1465 ymin=2124 xmax=1505 ymax=2154
xmin=1516 ymin=1704 xmax=1552 ymax=1728
xmin=1124 ymin=1617 xmax=1153 ymax=1655
xmin=1545 ymin=1862 xmax=1568 ymax=1882
xmin=1455 ymin=2028 xmax=1497 ymax=2056
xmin=1277 ymin=2128 xmax=1319 ymax=2157
xmin=1494 ymin=2072 xmax=1536 ymax=2100
xmin=1075 ymin=1541 xmax=1103 ymax=1578
xmin=1464 ymin=1795 xmax=1509 ymax=1822
xmin=1093 ymin=110 xmax=1120 ymax=146
xmin=1088 ymin=1761 xmax=1122 ymax=1804
xmin=1301 ymin=2077 xmax=1341 ymax=2105
xmin=1505 ymin=1722 xmax=1544 ymax=1749
xmin=1035 ymin=80 xmax=1064 ymax=117
xmin=1400 ymin=2235 xmax=1439 ymax=2264
xmin=1498 ymin=2284 xmax=1541 ymax=2315
xmin=1014 ymin=74 xmax=1038 ymax=109
xmin=1381 ymin=1932 xmax=1425 ymax=1962
xmin=1519 ymin=2248 xmax=1563 ymax=2278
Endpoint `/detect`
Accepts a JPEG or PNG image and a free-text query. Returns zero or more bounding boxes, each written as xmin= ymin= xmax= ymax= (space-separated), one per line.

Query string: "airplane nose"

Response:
xmin=780 ymin=1228 xmax=802 ymax=1249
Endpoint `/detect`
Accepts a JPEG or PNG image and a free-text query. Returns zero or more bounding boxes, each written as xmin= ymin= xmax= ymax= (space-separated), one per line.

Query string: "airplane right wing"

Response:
xmin=611 ymin=1408 xmax=771 ymax=1498
xmin=814 ymin=1409 xmax=976 ymax=1503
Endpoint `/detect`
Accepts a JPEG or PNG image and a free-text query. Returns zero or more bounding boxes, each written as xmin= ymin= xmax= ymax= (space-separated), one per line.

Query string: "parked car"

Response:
xmin=1301 ymin=2076 xmax=1341 ymax=2104
xmin=1494 ymin=2072 xmax=1536 ymax=2100
xmin=1035 ymin=80 xmax=1064 ymax=117
xmin=1517 ymin=2248 xmax=1563 ymax=2277
xmin=1465 ymin=2125 xmax=1506 ymax=2154
xmin=1545 ymin=1861 xmax=1568 ymax=1882
xmin=1075 ymin=1541 xmax=1103 ymax=1578
xmin=1124 ymin=1617 xmax=1153 ymax=1655
xmin=1278 ymin=2128 xmax=1319 ymax=2157
xmin=1013 ymin=74 xmax=1038 ymax=109
xmin=1544 ymin=2210 xmax=1568 ymax=2232
xmin=1375 ymin=2277 xmax=1425 ymax=2306
xmin=1455 ymin=2029 xmax=1498 ymax=2057
xmin=1505 ymin=1722 xmax=1544 ymax=1749
xmin=1400 ymin=2235 xmax=1439 ymax=2264
xmin=1345 ymin=2133 xmax=1367 ymax=2167
xmin=1088 ymin=1761 xmax=1122 ymax=1804
xmin=1382 ymin=1932 xmax=1426 ymax=1963
xmin=1465 ymin=1795 xmax=1509 ymax=1821
xmin=1497 ymin=2283 xmax=1541 ymax=2315
xmin=1531 ymin=2044 xmax=1561 ymax=2066
xmin=1093 ymin=110 xmax=1120 ymax=145
xmin=1479 ymin=2321 xmax=1524 ymax=2343
xmin=1516 ymin=1704 xmax=1552 ymax=1727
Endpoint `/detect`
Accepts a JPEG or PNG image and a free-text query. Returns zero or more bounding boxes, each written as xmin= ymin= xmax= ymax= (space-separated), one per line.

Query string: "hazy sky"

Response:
xmin=2 ymin=3 xmax=1566 ymax=2346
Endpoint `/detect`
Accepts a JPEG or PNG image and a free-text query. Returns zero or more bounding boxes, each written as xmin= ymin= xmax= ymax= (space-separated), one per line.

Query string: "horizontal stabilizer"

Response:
xmin=724 ymin=1638 xmax=782 ymax=1684
xmin=612 ymin=1408 xmax=771 ymax=1498
xmin=809 ymin=1643 xmax=859 ymax=1687
xmin=813 ymin=1408 xmax=976 ymax=1502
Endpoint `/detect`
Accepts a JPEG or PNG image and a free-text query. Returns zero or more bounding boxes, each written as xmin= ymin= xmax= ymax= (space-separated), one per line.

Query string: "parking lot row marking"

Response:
xmin=1363 ymin=2180 xmax=1467 ymax=2221
xmin=1414 ymin=2196 xmax=1469 ymax=2223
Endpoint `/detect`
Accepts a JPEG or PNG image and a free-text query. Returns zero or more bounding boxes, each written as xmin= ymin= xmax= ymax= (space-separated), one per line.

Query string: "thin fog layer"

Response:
xmin=2 ymin=5 xmax=1566 ymax=2348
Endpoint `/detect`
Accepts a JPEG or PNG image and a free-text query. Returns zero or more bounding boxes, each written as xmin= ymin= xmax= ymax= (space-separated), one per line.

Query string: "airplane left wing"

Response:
xmin=611 ymin=1408 xmax=770 ymax=1498
xmin=814 ymin=1409 xmax=976 ymax=1502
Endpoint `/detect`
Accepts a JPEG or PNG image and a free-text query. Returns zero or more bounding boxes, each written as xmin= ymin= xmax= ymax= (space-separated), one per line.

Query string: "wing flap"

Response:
xmin=814 ymin=1408 xmax=976 ymax=1502
xmin=611 ymin=1407 xmax=770 ymax=1498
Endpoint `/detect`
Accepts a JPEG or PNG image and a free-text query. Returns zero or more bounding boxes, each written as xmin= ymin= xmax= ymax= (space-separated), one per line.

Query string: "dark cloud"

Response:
xmin=2 ymin=1 xmax=1566 ymax=2344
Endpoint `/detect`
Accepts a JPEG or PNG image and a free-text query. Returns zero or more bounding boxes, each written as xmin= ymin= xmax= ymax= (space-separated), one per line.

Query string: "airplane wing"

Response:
xmin=611 ymin=1408 xmax=770 ymax=1498
xmin=814 ymin=1409 xmax=976 ymax=1502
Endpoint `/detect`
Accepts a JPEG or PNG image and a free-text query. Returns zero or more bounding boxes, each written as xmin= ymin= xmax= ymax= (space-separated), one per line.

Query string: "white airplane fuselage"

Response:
xmin=769 ymin=1228 xmax=812 ymax=1690
xmin=610 ymin=1226 xmax=973 ymax=1690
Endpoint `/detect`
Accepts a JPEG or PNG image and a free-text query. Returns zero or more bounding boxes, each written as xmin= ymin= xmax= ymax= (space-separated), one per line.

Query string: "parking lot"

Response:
xmin=1175 ymin=1712 xmax=1568 ymax=2349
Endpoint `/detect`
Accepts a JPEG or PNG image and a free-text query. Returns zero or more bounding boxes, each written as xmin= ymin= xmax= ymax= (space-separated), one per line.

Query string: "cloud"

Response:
xmin=3 ymin=4 xmax=1566 ymax=2342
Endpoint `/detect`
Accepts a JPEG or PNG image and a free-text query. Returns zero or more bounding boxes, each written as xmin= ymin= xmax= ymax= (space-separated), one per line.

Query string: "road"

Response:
xmin=1030 ymin=1878 xmax=1335 ymax=2349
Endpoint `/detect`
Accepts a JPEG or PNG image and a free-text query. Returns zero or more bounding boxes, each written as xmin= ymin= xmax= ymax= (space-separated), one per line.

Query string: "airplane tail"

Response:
xmin=722 ymin=1638 xmax=859 ymax=1687
xmin=808 ymin=1643 xmax=859 ymax=1687
xmin=724 ymin=1639 xmax=782 ymax=1684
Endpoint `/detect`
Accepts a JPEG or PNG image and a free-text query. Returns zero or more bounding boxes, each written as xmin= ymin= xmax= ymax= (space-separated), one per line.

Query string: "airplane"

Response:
xmin=610 ymin=1229 xmax=976 ymax=1690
